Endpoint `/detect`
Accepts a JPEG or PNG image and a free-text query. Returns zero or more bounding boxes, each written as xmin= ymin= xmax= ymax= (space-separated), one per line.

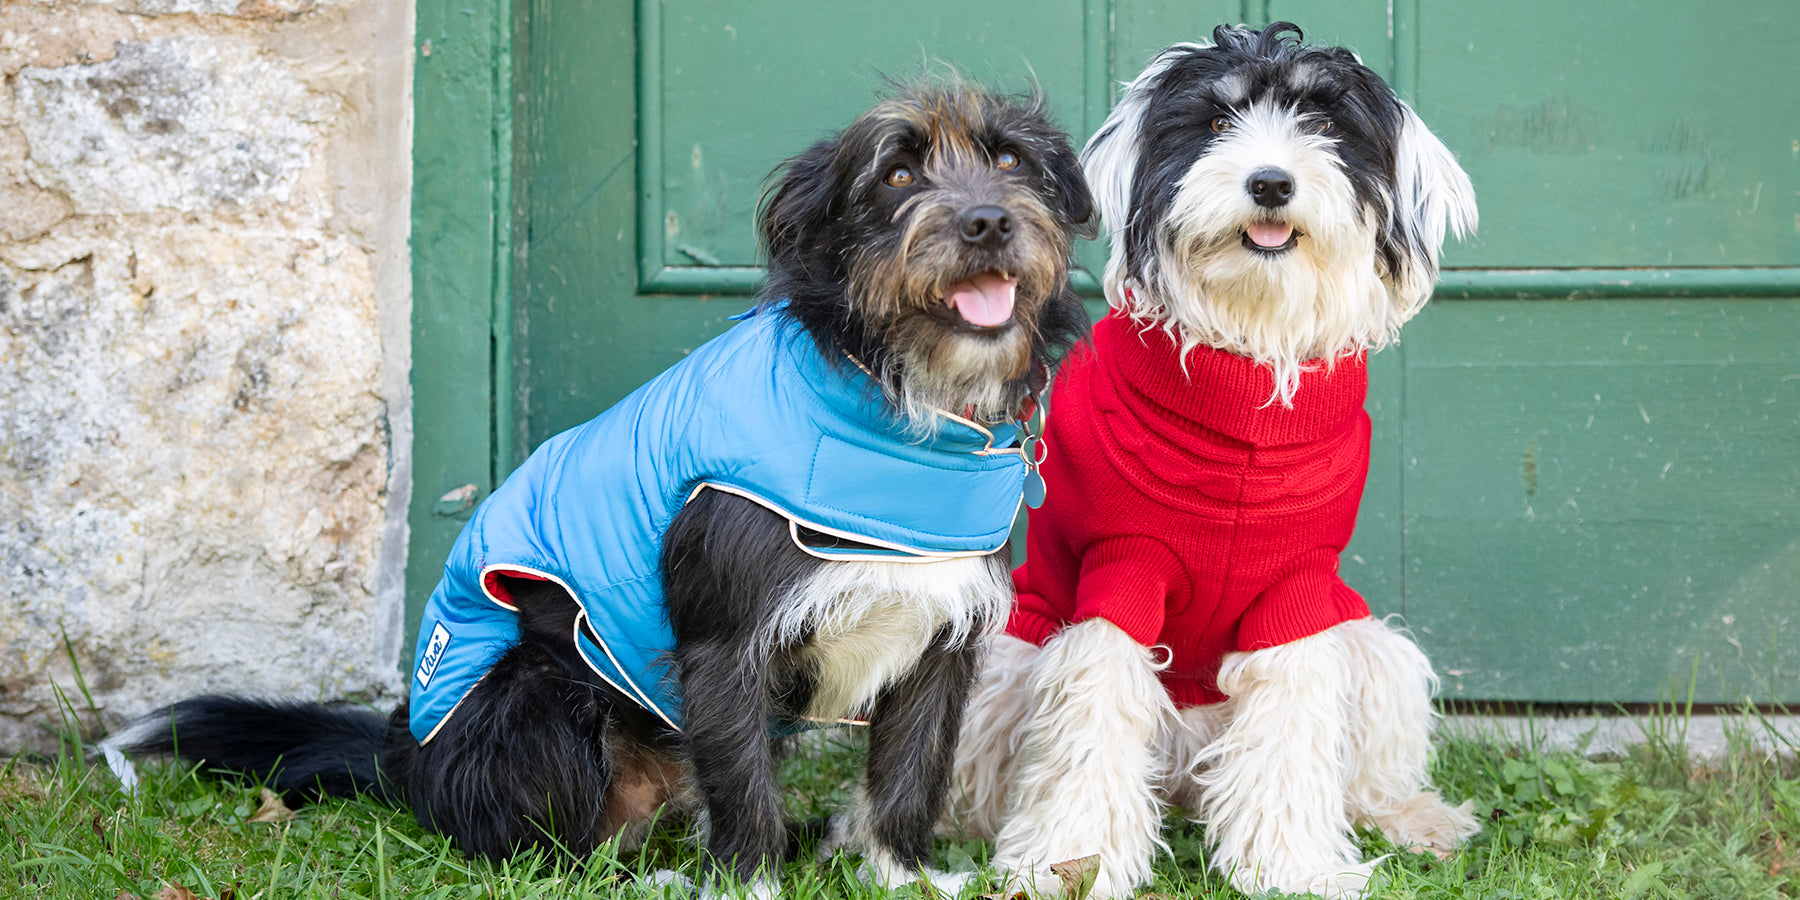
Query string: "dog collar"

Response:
xmin=835 ymin=345 xmax=1049 ymax=509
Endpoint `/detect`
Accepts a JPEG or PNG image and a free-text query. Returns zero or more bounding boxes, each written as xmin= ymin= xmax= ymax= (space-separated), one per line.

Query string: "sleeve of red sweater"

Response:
xmin=1237 ymin=549 xmax=1371 ymax=651
xmin=1069 ymin=536 xmax=1186 ymax=648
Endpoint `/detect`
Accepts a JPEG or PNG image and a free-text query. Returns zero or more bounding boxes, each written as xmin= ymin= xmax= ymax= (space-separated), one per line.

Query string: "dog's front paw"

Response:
xmin=642 ymin=870 xmax=695 ymax=894
xmin=989 ymin=858 xmax=1138 ymax=900
xmin=855 ymin=848 xmax=973 ymax=896
xmin=1224 ymin=856 xmax=1383 ymax=900
xmin=693 ymin=875 xmax=780 ymax=900
xmin=1370 ymin=793 xmax=1481 ymax=857
xmin=1297 ymin=858 xmax=1384 ymax=900
xmin=912 ymin=867 xmax=975 ymax=897
xmin=987 ymin=862 xmax=1063 ymax=900
xmin=812 ymin=813 xmax=849 ymax=863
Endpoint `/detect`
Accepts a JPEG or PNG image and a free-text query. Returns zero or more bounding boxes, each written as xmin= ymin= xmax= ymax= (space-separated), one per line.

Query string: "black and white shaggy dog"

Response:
xmin=106 ymin=82 xmax=1093 ymax=894
xmin=946 ymin=24 xmax=1479 ymax=899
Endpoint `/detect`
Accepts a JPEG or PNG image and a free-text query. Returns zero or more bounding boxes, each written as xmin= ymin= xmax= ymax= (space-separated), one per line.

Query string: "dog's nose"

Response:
xmin=958 ymin=205 xmax=1014 ymax=248
xmin=1247 ymin=168 xmax=1295 ymax=208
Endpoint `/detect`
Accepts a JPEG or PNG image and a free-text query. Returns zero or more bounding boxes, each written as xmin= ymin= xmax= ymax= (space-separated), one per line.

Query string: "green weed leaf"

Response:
xmin=1619 ymin=860 xmax=1665 ymax=899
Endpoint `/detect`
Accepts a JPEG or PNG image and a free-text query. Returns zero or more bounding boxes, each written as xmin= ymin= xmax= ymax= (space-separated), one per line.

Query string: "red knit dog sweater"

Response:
xmin=1008 ymin=311 xmax=1374 ymax=707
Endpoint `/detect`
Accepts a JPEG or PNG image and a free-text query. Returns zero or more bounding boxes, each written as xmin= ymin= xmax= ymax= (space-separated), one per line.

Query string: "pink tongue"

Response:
xmin=1246 ymin=222 xmax=1295 ymax=248
xmin=947 ymin=272 xmax=1017 ymax=326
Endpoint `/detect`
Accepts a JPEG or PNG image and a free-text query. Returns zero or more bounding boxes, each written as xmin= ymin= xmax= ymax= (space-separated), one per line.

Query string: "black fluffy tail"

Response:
xmin=106 ymin=695 xmax=402 ymax=805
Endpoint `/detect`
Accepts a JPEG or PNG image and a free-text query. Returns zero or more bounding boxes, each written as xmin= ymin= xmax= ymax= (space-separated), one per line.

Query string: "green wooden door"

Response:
xmin=411 ymin=0 xmax=1799 ymax=704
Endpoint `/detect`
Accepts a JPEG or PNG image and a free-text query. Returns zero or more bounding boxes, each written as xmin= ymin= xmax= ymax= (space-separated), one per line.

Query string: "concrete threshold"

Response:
xmin=1442 ymin=712 xmax=1800 ymax=760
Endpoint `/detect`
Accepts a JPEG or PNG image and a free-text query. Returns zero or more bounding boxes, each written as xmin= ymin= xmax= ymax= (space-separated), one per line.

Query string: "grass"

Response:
xmin=3 ymin=709 xmax=1797 ymax=900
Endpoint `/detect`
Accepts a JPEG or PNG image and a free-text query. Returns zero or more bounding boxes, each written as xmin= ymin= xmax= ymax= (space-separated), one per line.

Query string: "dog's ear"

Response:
xmin=1380 ymin=103 xmax=1478 ymax=314
xmin=1079 ymin=96 xmax=1146 ymax=250
xmin=1040 ymin=137 xmax=1098 ymax=241
xmin=759 ymin=139 xmax=840 ymax=268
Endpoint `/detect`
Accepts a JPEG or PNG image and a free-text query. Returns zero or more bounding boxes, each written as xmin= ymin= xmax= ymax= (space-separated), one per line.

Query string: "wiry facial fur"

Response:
xmin=763 ymin=81 xmax=1093 ymax=429
xmin=1082 ymin=22 xmax=1476 ymax=404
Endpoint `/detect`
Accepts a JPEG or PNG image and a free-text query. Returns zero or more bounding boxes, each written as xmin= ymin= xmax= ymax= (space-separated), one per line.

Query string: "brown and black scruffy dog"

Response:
xmin=105 ymin=81 xmax=1093 ymax=896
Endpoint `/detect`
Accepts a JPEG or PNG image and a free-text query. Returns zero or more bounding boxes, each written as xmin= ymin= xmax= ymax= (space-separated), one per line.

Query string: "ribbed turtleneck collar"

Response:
xmin=1090 ymin=312 xmax=1368 ymax=448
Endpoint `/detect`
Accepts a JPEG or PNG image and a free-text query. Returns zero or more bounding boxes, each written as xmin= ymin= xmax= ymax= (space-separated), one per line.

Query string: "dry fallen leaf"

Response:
xmin=159 ymin=885 xmax=206 ymax=900
xmin=246 ymin=787 xmax=296 ymax=824
xmin=113 ymin=893 xmax=140 ymax=900
xmin=1049 ymin=855 xmax=1101 ymax=900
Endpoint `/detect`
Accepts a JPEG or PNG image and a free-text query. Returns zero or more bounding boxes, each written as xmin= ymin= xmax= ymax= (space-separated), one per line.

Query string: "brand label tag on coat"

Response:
xmin=416 ymin=623 xmax=452 ymax=689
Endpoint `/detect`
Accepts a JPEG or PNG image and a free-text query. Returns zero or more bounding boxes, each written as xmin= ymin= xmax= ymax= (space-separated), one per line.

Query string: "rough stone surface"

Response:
xmin=0 ymin=182 xmax=72 ymax=242
xmin=101 ymin=0 xmax=333 ymax=18
xmin=15 ymin=37 xmax=325 ymax=215
xmin=0 ymin=224 xmax=388 ymax=719
xmin=0 ymin=2 xmax=411 ymax=752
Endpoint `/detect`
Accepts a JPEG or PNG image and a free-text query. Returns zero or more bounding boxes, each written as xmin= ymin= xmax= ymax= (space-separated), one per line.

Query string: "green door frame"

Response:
xmin=405 ymin=0 xmax=518 ymax=653
xmin=405 ymin=0 xmax=1800 ymax=662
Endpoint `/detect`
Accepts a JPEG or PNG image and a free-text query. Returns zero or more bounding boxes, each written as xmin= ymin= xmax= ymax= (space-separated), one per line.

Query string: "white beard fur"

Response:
xmin=1085 ymin=85 xmax=1475 ymax=407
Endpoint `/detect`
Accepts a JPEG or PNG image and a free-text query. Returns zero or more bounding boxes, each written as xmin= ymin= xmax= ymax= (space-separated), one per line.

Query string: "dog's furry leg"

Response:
xmin=1340 ymin=617 xmax=1479 ymax=854
xmin=675 ymin=638 xmax=786 ymax=889
xmin=945 ymin=633 xmax=1040 ymax=840
xmin=991 ymin=619 xmax=1171 ymax=900
xmin=662 ymin=490 xmax=814 ymax=893
xmin=1198 ymin=626 xmax=1376 ymax=899
xmin=827 ymin=628 xmax=981 ymax=892
xmin=1157 ymin=702 xmax=1231 ymax=813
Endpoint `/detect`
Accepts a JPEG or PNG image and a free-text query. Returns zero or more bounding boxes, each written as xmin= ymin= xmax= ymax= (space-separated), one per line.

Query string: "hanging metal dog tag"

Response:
xmin=1018 ymin=405 xmax=1049 ymax=509
xmin=1023 ymin=468 xmax=1047 ymax=509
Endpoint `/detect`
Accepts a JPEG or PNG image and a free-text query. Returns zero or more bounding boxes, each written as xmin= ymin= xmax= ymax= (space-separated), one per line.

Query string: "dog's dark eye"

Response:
xmin=995 ymin=150 xmax=1020 ymax=171
xmin=1313 ymin=119 xmax=1333 ymax=135
xmin=885 ymin=166 xmax=916 ymax=188
xmin=1210 ymin=115 xmax=1233 ymax=134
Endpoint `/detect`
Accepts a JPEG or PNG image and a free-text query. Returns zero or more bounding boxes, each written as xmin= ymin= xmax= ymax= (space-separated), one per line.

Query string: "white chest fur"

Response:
xmin=767 ymin=554 xmax=1011 ymax=721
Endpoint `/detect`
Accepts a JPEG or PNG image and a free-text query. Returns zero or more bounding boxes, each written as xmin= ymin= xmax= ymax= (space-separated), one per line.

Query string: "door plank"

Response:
xmin=1403 ymin=299 xmax=1800 ymax=702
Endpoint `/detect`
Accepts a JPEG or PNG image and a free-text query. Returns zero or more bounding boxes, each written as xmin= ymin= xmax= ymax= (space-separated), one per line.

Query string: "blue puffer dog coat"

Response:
xmin=409 ymin=304 xmax=1033 ymax=742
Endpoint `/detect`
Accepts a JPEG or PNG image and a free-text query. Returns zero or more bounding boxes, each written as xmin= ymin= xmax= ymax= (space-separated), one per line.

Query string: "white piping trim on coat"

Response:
xmin=477 ymin=562 xmax=681 ymax=733
xmin=784 ymin=519 xmax=966 ymax=564
xmin=685 ymin=482 xmax=1007 ymax=561
xmin=573 ymin=609 xmax=681 ymax=733
xmin=929 ymin=405 xmax=1001 ymax=452
xmin=417 ymin=673 xmax=485 ymax=746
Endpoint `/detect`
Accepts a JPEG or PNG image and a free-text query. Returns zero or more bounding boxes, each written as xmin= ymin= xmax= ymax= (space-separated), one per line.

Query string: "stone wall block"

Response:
xmin=0 ymin=0 xmax=410 ymax=753
xmin=0 ymin=7 xmax=136 ymax=76
xmin=0 ymin=221 xmax=392 ymax=746
xmin=14 ymin=37 xmax=327 ymax=215
xmin=0 ymin=183 xmax=74 ymax=242
xmin=101 ymin=0 xmax=336 ymax=20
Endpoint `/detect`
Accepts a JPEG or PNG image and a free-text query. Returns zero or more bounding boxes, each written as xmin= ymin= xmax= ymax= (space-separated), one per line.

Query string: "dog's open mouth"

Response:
xmin=942 ymin=270 xmax=1017 ymax=328
xmin=1242 ymin=221 xmax=1300 ymax=254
